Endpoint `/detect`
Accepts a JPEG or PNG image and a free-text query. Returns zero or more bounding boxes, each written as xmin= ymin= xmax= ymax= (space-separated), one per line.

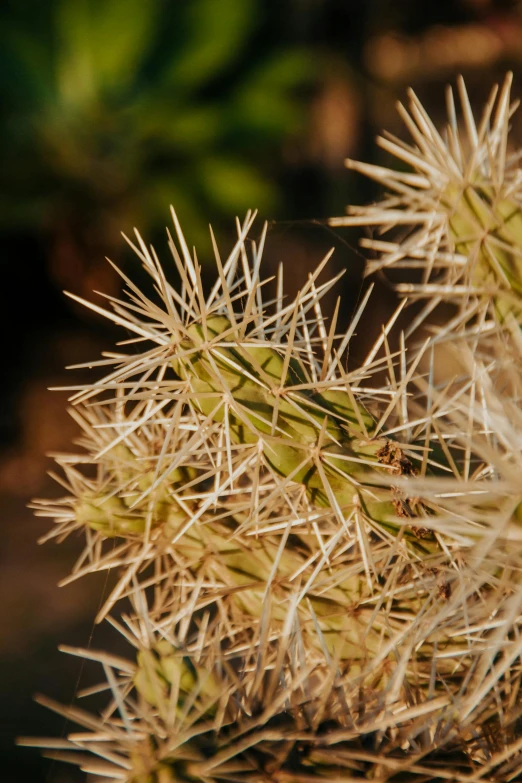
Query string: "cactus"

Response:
xmin=20 ymin=75 xmax=522 ymax=781
xmin=330 ymin=72 xmax=522 ymax=328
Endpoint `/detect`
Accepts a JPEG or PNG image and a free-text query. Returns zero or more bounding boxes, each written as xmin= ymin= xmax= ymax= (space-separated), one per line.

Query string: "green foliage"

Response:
xmin=0 ymin=0 xmax=311 ymax=248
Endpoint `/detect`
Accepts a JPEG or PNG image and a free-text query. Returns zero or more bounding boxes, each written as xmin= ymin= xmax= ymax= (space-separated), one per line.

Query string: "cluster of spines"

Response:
xmin=22 ymin=77 xmax=522 ymax=781
xmin=330 ymin=72 xmax=522 ymax=330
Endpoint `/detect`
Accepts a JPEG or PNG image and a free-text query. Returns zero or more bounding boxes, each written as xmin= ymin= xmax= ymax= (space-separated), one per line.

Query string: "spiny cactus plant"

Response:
xmin=21 ymin=75 xmax=522 ymax=781
xmin=331 ymin=72 xmax=522 ymax=329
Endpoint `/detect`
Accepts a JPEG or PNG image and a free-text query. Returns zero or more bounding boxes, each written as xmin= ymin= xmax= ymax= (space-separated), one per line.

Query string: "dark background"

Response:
xmin=2 ymin=1 xmax=522 ymax=780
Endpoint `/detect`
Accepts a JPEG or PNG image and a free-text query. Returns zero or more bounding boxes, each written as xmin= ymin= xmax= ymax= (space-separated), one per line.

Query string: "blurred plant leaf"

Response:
xmin=54 ymin=0 xmax=97 ymax=108
xmin=225 ymin=51 xmax=312 ymax=144
xmin=165 ymin=0 xmax=258 ymax=91
xmin=87 ymin=0 xmax=159 ymax=91
xmin=0 ymin=0 xmax=314 ymax=268
xmin=134 ymin=103 xmax=225 ymax=149
xmin=198 ymin=156 xmax=275 ymax=214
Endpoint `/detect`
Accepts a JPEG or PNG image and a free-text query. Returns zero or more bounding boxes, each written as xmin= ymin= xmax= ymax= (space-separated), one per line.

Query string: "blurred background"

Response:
xmin=2 ymin=0 xmax=522 ymax=780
